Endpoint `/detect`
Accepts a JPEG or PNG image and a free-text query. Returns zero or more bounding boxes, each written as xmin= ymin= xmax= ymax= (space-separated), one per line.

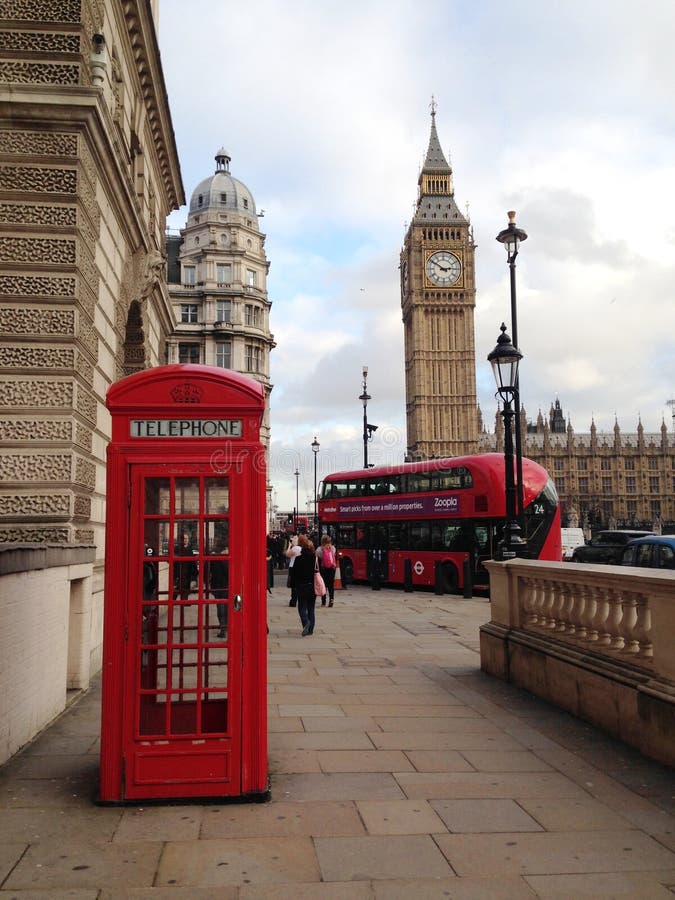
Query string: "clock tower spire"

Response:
xmin=400 ymin=102 xmax=478 ymax=460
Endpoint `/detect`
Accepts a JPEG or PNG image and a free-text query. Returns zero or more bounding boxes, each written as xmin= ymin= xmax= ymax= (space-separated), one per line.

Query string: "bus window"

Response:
xmin=430 ymin=522 xmax=444 ymax=551
xmin=408 ymin=474 xmax=431 ymax=493
xmin=442 ymin=525 xmax=461 ymax=549
xmin=389 ymin=522 xmax=403 ymax=550
xmin=408 ymin=522 xmax=430 ymax=550
xmin=473 ymin=524 xmax=490 ymax=554
xmin=431 ymin=467 xmax=473 ymax=490
xmin=337 ymin=524 xmax=356 ymax=548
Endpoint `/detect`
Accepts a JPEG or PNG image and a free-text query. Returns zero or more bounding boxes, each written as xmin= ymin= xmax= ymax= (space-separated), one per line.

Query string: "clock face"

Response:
xmin=425 ymin=251 xmax=462 ymax=286
xmin=401 ymin=261 xmax=409 ymax=292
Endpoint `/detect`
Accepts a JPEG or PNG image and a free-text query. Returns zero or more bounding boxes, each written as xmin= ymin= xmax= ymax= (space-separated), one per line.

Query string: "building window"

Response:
xmin=578 ymin=477 xmax=588 ymax=492
xmin=627 ymin=500 xmax=637 ymax=516
xmin=602 ymin=477 xmax=612 ymax=492
xmin=650 ymin=501 xmax=661 ymax=518
xmin=577 ymin=459 xmax=587 ymax=471
xmin=624 ymin=458 xmax=635 ymax=470
xmin=216 ymin=300 xmax=231 ymax=323
xmin=600 ymin=459 xmax=611 ymax=471
xmin=556 ymin=477 xmax=565 ymax=491
xmin=180 ymin=304 xmax=198 ymax=323
xmin=243 ymin=198 xmax=249 ymax=209
xmin=198 ymin=194 xmax=203 ymax=206
xmin=246 ymin=269 xmax=256 ymax=287
xmin=625 ymin=476 xmax=636 ymax=494
xmin=178 ymin=343 xmax=200 ymax=364
xmin=183 ymin=266 xmax=195 ymax=286
xmin=216 ymin=263 xmax=232 ymax=285
xmin=245 ymin=304 xmax=261 ymax=327
xmin=245 ymin=344 xmax=262 ymax=373
xmin=215 ymin=341 xmax=231 ymax=369
xmin=648 ymin=457 xmax=658 ymax=470
xmin=554 ymin=459 xmax=564 ymax=471
xmin=649 ymin=476 xmax=660 ymax=493
xmin=220 ymin=193 xmax=227 ymax=203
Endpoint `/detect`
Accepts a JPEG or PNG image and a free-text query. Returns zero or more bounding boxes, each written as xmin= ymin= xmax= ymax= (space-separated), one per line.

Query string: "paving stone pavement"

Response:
xmin=1 ymin=577 xmax=675 ymax=898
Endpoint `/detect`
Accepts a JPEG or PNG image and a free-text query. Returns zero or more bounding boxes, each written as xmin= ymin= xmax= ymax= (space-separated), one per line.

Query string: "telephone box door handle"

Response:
xmin=233 ymin=594 xmax=242 ymax=611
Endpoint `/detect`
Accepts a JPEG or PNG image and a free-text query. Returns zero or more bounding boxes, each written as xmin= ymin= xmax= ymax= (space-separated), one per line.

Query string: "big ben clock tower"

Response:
xmin=401 ymin=102 xmax=478 ymax=460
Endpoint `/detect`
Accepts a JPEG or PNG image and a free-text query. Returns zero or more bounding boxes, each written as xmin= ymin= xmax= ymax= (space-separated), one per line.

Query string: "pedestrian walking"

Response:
xmin=316 ymin=534 xmax=337 ymax=606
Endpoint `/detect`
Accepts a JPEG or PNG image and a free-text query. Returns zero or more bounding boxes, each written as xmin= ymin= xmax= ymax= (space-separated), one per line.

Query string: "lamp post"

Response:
xmin=311 ymin=436 xmax=320 ymax=531
xmin=488 ymin=324 xmax=526 ymax=559
xmin=294 ymin=467 xmax=299 ymax=533
xmin=496 ymin=211 xmax=527 ymax=527
xmin=359 ymin=366 xmax=378 ymax=468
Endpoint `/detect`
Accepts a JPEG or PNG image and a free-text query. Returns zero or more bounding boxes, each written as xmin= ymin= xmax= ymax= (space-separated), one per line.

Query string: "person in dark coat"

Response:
xmin=291 ymin=535 xmax=317 ymax=636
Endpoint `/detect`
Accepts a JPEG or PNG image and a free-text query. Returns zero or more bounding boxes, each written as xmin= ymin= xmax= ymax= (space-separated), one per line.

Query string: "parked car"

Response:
xmin=561 ymin=527 xmax=586 ymax=561
xmin=620 ymin=535 xmax=675 ymax=570
xmin=571 ymin=530 xmax=653 ymax=564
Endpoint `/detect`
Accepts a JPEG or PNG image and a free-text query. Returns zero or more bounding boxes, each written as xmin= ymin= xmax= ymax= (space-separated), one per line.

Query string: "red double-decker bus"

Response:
xmin=318 ymin=453 xmax=561 ymax=593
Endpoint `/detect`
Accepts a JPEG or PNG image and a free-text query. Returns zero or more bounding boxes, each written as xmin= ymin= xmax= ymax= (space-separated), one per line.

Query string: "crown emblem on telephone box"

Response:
xmin=170 ymin=382 xmax=203 ymax=404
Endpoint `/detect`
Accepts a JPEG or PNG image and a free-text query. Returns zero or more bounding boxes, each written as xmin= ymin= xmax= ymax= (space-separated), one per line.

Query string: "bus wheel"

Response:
xmin=341 ymin=558 xmax=354 ymax=585
xmin=441 ymin=562 xmax=459 ymax=594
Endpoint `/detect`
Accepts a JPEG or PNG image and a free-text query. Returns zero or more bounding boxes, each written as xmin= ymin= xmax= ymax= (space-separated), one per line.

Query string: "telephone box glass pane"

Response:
xmin=144 ymin=520 xmax=170 ymax=559
xmin=145 ymin=478 xmax=170 ymax=514
xmin=206 ymin=521 xmax=229 ymax=555
xmin=175 ymin=478 xmax=200 ymax=514
xmin=205 ymin=477 xmax=229 ymax=513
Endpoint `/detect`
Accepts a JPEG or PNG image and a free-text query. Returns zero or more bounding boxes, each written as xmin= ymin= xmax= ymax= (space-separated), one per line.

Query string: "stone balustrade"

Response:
xmin=480 ymin=559 xmax=675 ymax=767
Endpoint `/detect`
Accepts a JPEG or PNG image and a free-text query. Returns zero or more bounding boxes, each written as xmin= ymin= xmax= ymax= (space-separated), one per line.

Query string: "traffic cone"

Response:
xmin=334 ymin=564 xmax=343 ymax=590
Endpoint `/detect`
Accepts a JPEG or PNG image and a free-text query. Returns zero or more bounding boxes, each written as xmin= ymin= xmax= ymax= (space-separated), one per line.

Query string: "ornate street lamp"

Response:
xmin=294 ymin=467 xmax=300 ymax=533
xmin=311 ymin=436 xmax=320 ymax=531
xmin=488 ymin=324 xmax=526 ymax=559
xmin=496 ymin=211 xmax=527 ymax=526
xmin=359 ymin=366 xmax=377 ymax=468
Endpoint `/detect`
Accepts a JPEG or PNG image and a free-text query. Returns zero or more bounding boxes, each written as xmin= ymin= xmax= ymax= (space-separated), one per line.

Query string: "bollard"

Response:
xmin=462 ymin=557 xmax=473 ymax=598
xmin=434 ymin=560 xmax=444 ymax=595
xmin=404 ymin=558 xmax=413 ymax=593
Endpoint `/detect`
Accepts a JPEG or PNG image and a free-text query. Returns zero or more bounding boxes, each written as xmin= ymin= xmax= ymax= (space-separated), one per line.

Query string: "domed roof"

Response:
xmin=189 ymin=148 xmax=257 ymax=218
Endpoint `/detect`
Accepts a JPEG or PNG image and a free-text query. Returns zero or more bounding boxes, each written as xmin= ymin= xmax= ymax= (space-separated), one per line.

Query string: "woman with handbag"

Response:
xmin=291 ymin=535 xmax=318 ymax=636
xmin=316 ymin=534 xmax=337 ymax=606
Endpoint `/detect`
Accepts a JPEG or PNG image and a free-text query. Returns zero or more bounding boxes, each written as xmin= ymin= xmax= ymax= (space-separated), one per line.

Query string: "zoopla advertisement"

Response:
xmin=335 ymin=495 xmax=461 ymax=519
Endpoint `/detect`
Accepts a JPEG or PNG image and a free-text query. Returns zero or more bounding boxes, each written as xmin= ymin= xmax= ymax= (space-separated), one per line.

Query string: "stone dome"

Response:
xmin=189 ymin=148 xmax=257 ymax=219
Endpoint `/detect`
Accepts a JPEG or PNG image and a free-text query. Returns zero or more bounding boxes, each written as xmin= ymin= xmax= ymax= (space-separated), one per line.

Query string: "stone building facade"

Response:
xmin=400 ymin=104 xmax=478 ymax=460
xmin=0 ymin=0 xmax=183 ymax=757
xmin=480 ymin=403 xmax=675 ymax=532
xmin=165 ymin=148 xmax=275 ymax=453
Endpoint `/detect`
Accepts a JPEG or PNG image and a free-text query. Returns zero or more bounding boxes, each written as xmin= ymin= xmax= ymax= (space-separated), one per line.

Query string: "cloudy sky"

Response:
xmin=157 ymin=0 xmax=675 ymax=512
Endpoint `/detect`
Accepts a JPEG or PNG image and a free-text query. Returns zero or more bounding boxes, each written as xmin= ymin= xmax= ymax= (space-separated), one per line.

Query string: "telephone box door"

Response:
xmin=125 ymin=463 xmax=243 ymax=800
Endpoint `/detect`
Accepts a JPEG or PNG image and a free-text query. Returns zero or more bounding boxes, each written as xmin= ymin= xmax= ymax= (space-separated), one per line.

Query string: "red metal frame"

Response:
xmin=100 ymin=365 xmax=267 ymax=803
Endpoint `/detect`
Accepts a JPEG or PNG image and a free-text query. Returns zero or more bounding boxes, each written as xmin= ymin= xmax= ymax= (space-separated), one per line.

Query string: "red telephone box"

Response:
xmin=99 ymin=365 xmax=268 ymax=802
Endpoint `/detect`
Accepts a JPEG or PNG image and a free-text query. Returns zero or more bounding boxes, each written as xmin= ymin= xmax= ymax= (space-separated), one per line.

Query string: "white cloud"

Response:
xmin=158 ymin=0 xmax=675 ymax=509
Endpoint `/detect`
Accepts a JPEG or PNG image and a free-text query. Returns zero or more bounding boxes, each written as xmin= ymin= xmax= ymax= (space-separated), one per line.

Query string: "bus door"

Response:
xmin=367 ymin=522 xmax=388 ymax=587
xmin=472 ymin=522 xmax=495 ymax=587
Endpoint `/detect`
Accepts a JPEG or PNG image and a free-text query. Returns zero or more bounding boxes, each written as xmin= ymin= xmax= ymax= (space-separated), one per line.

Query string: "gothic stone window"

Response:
xmin=649 ymin=476 xmax=660 ymax=493
xmin=577 ymin=459 xmax=587 ymax=471
xmin=626 ymin=476 xmax=636 ymax=494
xmin=600 ymin=459 xmax=611 ymax=471
xmin=625 ymin=458 xmax=635 ymax=470
xmin=181 ymin=304 xmax=199 ymax=323
xmin=579 ymin=477 xmax=589 ymax=492
xmin=648 ymin=457 xmax=658 ymax=470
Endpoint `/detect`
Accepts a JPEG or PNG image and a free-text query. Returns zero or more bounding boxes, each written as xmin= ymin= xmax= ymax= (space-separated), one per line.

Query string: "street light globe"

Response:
xmin=487 ymin=323 xmax=522 ymax=395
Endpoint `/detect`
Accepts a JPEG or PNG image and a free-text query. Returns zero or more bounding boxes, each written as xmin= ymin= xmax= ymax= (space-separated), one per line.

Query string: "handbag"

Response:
xmin=313 ymin=558 xmax=326 ymax=596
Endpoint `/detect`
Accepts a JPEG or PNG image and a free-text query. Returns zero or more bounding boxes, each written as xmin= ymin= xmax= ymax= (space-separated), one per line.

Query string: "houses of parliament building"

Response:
xmin=401 ymin=107 xmax=674 ymax=533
